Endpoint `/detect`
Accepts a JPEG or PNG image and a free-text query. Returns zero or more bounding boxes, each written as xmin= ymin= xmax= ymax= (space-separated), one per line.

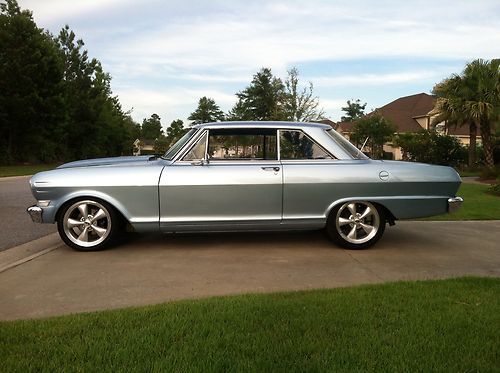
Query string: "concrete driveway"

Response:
xmin=0 ymin=220 xmax=499 ymax=320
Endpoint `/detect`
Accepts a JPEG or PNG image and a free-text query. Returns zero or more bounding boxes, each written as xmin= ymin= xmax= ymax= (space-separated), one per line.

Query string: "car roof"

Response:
xmin=192 ymin=121 xmax=331 ymax=130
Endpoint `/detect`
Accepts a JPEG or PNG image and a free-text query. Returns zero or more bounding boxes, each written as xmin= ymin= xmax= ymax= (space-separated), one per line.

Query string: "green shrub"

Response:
xmin=487 ymin=183 xmax=500 ymax=196
xmin=393 ymin=130 xmax=467 ymax=167
xmin=480 ymin=166 xmax=500 ymax=180
xmin=494 ymin=136 xmax=500 ymax=164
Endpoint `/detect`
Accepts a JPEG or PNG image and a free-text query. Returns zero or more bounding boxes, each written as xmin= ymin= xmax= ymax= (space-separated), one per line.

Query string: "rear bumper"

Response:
xmin=447 ymin=197 xmax=463 ymax=214
xmin=27 ymin=205 xmax=43 ymax=223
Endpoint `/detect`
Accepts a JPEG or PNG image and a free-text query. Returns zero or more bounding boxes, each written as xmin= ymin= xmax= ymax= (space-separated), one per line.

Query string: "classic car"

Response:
xmin=27 ymin=121 xmax=463 ymax=251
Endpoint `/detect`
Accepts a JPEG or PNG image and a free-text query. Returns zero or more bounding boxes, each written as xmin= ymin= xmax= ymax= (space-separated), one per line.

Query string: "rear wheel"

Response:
xmin=326 ymin=201 xmax=385 ymax=250
xmin=57 ymin=198 xmax=119 ymax=251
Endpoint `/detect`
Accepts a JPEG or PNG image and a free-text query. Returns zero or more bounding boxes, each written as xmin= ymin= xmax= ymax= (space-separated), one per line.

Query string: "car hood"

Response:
xmin=57 ymin=156 xmax=155 ymax=169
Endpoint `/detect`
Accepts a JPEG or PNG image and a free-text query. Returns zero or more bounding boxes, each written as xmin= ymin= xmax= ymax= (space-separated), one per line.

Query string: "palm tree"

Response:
xmin=432 ymin=75 xmax=478 ymax=168
xmin=462 ymin=59 xmax=499 ymax=169
xmin=432 ymin=59 xmax=499 ymax=169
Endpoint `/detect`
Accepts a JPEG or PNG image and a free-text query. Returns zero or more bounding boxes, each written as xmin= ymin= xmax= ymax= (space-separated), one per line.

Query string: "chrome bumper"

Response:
xmin=448 ymin=197 xmax=463 ymax=214
xmin=27 ymin=205 xmax=43 ymax=223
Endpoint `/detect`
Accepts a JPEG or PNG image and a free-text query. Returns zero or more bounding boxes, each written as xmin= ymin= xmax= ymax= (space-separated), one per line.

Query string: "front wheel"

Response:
xmin=326 ymin=201 xmax=386 ymax=250
xmin=57 ymin=199 xmax=119 ymax=251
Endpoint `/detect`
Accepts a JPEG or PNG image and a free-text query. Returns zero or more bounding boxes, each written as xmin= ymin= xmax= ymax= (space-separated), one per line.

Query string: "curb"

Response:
xmin=0 ymin=245 xmax=60 ymax=274
xmin=0 ymin=233 xmax=62 ymax=274
xmin=0 ymin=175 xmax=31 ymax=182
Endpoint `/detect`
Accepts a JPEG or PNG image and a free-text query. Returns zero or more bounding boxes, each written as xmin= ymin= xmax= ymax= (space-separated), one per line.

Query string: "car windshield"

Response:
xmin=325 ymin=129 xmax=368 ymax=160
xmin=162 ymin=128 xmax=197 ymax=160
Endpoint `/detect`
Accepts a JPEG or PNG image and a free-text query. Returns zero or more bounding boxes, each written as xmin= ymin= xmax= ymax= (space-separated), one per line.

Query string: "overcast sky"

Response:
xmin=20 ymin=0 xmax=500 ymax=129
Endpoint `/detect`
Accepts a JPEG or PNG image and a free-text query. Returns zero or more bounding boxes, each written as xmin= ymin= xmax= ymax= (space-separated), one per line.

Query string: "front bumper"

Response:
xmin=27 ymin=205 xmax=43 ymax=223
xmin=448 ymin=197 xmax=463 ymax=214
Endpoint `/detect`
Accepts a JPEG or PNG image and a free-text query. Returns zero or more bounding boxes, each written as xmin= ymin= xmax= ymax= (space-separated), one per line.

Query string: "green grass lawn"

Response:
xmin=423 ymin=182 xmax=500 ymax=220
xmin=1 ymin=277 xmax=499 ymax=372
xmin=0 ymin=164 xmax=58 ymax=177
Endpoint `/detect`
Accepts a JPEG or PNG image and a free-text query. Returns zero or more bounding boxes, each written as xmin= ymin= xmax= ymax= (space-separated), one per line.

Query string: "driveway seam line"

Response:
xmin=342 ymin=249 xmax=385 ymax=282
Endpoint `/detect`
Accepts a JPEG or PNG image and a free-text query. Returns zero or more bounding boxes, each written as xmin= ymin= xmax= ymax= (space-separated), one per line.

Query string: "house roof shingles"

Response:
xmin=336 ymin=92 xmax=471 ymax=136
xmin=380 ymin=92 xmax=436 ymax=133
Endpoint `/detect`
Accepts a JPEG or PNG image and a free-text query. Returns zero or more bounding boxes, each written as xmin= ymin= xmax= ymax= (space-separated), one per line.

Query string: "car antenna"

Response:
xmin=360 ymin=137 xmax=369 ymax=153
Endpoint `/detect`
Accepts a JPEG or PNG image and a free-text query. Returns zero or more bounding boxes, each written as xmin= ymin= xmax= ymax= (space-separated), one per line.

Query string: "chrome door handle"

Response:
xmin=261 ymin=167 xmax=280 ymax=172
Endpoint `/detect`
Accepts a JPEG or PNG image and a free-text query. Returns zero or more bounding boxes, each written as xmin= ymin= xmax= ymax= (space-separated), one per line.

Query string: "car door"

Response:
xmin=158 ymin=127 xmax=282 ymax=231
xmin=279 ymin=129 xmax=338 ymax=226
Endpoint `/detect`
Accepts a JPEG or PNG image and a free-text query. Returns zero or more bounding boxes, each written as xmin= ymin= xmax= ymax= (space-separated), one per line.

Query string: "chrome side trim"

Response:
xmin=27 ymin=205 xmax=43 ymax=223
xmin=448 ymin=197 xmax=463 ymax=214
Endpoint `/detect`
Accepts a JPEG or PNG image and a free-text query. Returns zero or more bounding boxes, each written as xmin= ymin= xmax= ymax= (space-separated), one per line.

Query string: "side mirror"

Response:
xmin=191 ymin=156 xmax=209 ymax=166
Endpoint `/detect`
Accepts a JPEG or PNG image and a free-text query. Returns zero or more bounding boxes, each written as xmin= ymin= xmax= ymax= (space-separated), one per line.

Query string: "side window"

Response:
xmin=182 ymin=131 xmax=207 ymax=161
xmin=208 ymin=129 xmax=277 ymax=160
xmin=280 ymin=130 xmax=333 ymax=160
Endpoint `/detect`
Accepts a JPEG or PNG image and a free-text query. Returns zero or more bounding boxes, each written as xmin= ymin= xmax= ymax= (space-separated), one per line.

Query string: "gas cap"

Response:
xmin=379 ymin=170 xmax=390 ymax=181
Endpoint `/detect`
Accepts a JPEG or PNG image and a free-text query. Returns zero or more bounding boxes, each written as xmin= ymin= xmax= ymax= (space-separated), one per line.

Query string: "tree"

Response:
xmin=153 ymin=135 xmax=169 ymax=154
xmin=0 ymin=0 xmax=150 ymax=163
xmin=188 ymin=96 xmax=224 ymax=124
xmin=341 ymin=99 xmax=367 ymax=122
xmin=226 ymin=99 xmax=252 ymax=121
xmin=349 ymin=113 xmax=396 ymax=159
xmin=154 ymin=119 xmax=186 ymax=154
xmin=141 ymin=114 xmax=163 ymax=140
xmin=432 ymin=74 xmax=478 ymax=167
xmin=56 ymin=24 xmax=136 ymax=160
xmin=462 ymin=59 xmax=499 ymax=169
xmin=0 ymin=0 xmax=64 ymax=163
xmin=282 ymin=67 xmax=325 ymax=122
xmin=229 ymin=68 xmax=285 ymax=121
xmin=56 ymin=25 xmax=105 ymax=159
xmin=432 ymin=59 xmax=500 ymax=169
xmin=165 ymin=119 xmax=187 ymax=146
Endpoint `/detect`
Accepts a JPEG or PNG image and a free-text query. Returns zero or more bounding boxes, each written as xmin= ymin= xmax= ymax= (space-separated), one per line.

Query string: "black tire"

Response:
xmin=57 ymin=198 xmax=120 ymax=251
xmin=326 ymin=201 xmax=386 ymax=250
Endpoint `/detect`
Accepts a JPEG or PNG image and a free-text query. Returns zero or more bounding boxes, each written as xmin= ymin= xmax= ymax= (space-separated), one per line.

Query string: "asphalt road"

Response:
xmin=0 ymin=176 xmax=56 ymax=251
xmin=0 ymin=220 xmax=498 ymax=320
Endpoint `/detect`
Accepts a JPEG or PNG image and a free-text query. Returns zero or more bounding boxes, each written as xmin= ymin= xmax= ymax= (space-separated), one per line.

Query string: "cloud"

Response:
xmin=21 ymin=0 xmax=500 ymax=76
xmin=18 ymin=0 xmax=500 ymax=124
xmin=115 ymin=86 xmax=236 ymax=125
xmin=309 ymin=70 xmax=449 ymax=87
xmin=21 ymin=0 xmax=134 ymax=26
xmin=319 ymin=99 xmax=345 ymax=111
xmin=102 ymin=1 xmax=500 ymax=76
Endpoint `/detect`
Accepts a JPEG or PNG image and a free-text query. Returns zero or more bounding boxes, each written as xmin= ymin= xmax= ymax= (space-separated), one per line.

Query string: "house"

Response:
xmin=133 ymin=139 xmax=155 ymax=156
xmin=334 ymin=93 xmax=474 ymax=160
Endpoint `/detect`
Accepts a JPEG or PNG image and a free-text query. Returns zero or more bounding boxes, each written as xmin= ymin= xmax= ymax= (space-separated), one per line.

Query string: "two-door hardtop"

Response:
xmin=28 ymin=121 xmax=463 ymax=251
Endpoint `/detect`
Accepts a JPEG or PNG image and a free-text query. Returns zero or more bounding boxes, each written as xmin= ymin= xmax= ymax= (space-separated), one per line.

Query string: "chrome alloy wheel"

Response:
xmin=335 ymin=201 xmax=380 ymax=245
xmin=62 ymin=200 xmax=112 ymax=248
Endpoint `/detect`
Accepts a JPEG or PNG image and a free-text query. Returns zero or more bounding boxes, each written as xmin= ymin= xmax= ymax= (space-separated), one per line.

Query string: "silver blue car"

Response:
xmin=27 ymin=121 xmax=463 ymax=251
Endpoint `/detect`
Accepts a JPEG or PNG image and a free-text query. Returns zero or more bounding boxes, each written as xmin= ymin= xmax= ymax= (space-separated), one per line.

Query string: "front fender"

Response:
xmin=49 ymin=190 xmax=133 ymax=224
xmin=29 ymin=164 xmax=165 ymax=226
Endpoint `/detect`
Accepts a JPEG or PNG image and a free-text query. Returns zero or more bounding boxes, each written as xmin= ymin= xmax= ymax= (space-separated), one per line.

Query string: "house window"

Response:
xmin=208 ymin=129 xmax=277 ymax=160
xmin=280 ymin=130 xmax=332 ymax=160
